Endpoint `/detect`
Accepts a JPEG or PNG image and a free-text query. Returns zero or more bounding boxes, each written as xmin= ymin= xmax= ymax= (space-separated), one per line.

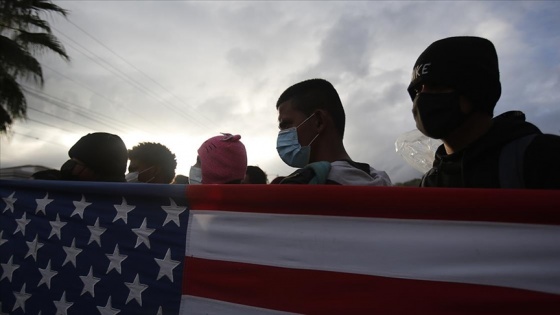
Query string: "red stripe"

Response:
xmin=183 ymin=257 xmax=560 ymax=314
xmin=186 ymin=185 xmax=560 ymax=225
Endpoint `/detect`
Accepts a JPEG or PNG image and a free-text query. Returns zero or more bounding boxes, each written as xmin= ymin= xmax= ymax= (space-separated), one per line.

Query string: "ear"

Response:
xmin=314 ymin=110 xmax=328 ymax=133
xmin=154 ymin=165 xmax=162 ymax=177
xmin=459 ymin=95 xmax=474 ymax=114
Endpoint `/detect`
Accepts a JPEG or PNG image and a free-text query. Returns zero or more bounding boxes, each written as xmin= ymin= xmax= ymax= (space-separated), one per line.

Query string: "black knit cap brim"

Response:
xmin=407 ymin=36 xmax=501 ymax=113
xmin=68 ymin=132 xmax=128 ymax=181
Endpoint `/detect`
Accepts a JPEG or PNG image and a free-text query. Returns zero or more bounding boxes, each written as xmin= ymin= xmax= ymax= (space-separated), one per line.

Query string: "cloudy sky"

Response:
xmin=1 ymin=1 xmax=559 ymax=183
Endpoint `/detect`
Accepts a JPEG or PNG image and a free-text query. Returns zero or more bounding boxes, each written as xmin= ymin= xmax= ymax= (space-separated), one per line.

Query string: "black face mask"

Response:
xmin=412 ymin=91 xmax=467 ymax=139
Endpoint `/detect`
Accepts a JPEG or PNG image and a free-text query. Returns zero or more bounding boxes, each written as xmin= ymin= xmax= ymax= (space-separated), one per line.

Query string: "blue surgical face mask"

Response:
xmin=276 ymin=113 xmax=319 ymax=168
xmin=189 ymin=166 xmax=202 ymax=185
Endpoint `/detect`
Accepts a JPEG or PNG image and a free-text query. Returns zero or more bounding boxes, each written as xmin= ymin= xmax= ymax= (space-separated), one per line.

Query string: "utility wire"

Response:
xmin=24 ymin=86 xmax=137 ymax=134
xmin=66 ymin=18 xmax=218 ymax=128
xmin=25 ymin=94 xmax=128 ymax=135
xmin=54 ymin=26 xmax=209 ymax=129
xmin=25 ymin=117 xmax=78 ymax=134
xmin=12 ymin=131 xmax=67 ymax=148
xmin=42 ymin=64 xmax=160 ymax=130
xmin=27 ymin=107 xmax=95 ymax=132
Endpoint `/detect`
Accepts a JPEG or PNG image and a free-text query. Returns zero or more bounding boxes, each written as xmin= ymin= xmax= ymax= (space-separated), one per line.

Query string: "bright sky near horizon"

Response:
xmin=1 ymin=1 xmax=559 ymax=183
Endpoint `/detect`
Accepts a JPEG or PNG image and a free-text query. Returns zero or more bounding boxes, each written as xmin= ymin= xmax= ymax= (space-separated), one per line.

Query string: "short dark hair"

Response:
xmin=276 ymin=78 xmax=346 ymax=138
xmin=245 ymin=165 xmax=268 ymax=184
xmin=128 ymin=142 xmax=177 ymax=183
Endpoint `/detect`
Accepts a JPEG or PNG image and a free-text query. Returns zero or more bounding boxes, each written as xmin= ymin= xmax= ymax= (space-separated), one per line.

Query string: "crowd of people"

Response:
xmin=29 ymin=36 xmax=560 ymax=189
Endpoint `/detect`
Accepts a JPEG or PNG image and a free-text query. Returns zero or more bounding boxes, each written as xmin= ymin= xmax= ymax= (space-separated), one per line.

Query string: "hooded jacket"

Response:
xmin=421 ymin=111 xmax=560 ymax=189
xmin=278 ymin=160 xmax=391 ymax=186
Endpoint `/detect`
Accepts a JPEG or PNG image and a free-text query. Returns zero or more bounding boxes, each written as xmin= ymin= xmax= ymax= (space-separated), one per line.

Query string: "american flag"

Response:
xmin=1 ymin=180 xmax=188 ymax=315
xmin=2 ymin=181 xmax=560 ymax=314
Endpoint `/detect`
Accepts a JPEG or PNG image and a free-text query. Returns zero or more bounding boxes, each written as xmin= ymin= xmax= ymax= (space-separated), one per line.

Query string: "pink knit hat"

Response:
xmin=197 ymin=133 xmax=248 ymax=184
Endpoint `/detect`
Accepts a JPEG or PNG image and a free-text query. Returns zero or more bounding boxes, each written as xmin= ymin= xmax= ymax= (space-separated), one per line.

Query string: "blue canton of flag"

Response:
xmin=0 ymin=180 xmax=189 ymax=315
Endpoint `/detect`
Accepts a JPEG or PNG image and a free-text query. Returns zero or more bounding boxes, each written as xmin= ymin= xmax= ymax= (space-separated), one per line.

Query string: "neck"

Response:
xmin=310 ymin=135 xmax=351 ymax=163
xmin=443 ymin=112 xmax=493 ymax=154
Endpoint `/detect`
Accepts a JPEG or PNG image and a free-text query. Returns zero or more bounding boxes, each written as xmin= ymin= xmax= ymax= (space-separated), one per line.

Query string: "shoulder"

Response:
xmin=328 ymin=161 xmax=392 ymax=186
xmin=523 ymin=133 xmax=560 ymax=189
xmin=279 ymin=161 xmax=332 ymax=184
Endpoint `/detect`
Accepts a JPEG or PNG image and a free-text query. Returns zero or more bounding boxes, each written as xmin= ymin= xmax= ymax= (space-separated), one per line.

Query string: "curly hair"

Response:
xmin=128 ymin=142 xmax=177 ymax=183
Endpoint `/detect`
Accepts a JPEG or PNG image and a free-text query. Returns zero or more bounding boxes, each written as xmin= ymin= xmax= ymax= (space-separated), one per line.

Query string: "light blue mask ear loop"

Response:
xmin=296 ymin=112 xmax=316 ymax=129
xmin=306 ymin=132 xmax=320 ymax=147
xmin=296 ymin=112 xmax=320 ymax=146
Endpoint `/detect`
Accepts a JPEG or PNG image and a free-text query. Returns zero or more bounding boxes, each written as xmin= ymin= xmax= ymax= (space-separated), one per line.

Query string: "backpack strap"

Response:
xmin=499 ymin=134 xmax=537 ymax=188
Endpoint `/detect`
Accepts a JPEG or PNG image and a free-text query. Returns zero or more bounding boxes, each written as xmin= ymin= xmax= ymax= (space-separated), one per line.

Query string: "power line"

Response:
xmin=24 ymin=86 xmax=137 ymax=134
xmin=66 ymin=18 xmax=218 ymax=129
xmin=27 ymin=107 xmax=93 ymax=132
xmin=12 ymin=131 xmax=67 ymax=148
xmin=53 ymin=26 xmax=211 ymax=129
xmin=25 ymin=117 xmax=78 ymax=134
xmin=42 ymin=64 xmax=161 ymax=130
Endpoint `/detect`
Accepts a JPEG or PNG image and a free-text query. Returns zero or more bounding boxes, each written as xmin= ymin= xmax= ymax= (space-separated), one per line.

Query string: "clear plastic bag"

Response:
xmin=395 ymin=129 xmax=442 ymax=173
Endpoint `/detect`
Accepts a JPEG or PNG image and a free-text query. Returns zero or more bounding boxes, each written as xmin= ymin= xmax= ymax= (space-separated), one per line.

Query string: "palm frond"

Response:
xmin=0 ymin=71 xmax=27 ymax=132
xmin=16 ymin=31 xmax=69 ymax=60
xmin=13 ymin=12 xmax=51 ymax=32
xmin=0 ymin=105 xmax=14 ymax=133
xmin=0 ymin=0 xmax=68 ymax=133
xmin=29 ymin=0 xmax=68 ymax=17
xmin=0 ymin=34 xmax=43 ymax=84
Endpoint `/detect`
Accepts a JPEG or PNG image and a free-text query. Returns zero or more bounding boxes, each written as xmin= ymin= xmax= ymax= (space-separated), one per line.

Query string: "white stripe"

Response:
xmin=186 ymin=210 xmax=560 ymax=294
xmin=180 ymin=295 xmax=298 ymax=315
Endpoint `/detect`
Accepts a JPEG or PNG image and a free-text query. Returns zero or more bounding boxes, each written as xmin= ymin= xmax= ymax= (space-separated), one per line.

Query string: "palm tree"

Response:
xmin=0 ymin=0 xmax=69 ymax=133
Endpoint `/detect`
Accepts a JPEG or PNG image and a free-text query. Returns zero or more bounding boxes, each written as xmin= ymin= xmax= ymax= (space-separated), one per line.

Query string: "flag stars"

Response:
xmin=155 ymin=249 xmax=180 ymax=281
xmin=79 ymin=266 xmax=100 ymax=297
xmin=88 ymin=218 xmax=107 ymax=246
xmin=124 ymin=274 xmax=149 ymax=305
xmin=49 ymin=213 xmax=67 ymax=239
xmin=113 ymin=197 xmax=135 ymax=224
xmin=13 ymin=212 xmax=30 ymax=236
xmin=2 ymin=191 xmax=17 ymax=213
xmin=62 ymin=238 xmax=83 ymax=267
xmin=0 ymin=230 xmax=8 ymax=247
xmin=1 ymin=256 xmax=20 ymax=282
xmin=25 ymin=234 xmax=45 ymax=261
xmin=106 ymin=244 xmax=128 ymax=274
xmin=161 ymin=198 xmax=186 ymax=226
xmin=72 ymin=194 xmax=91 ymax=218
xmin=132 ymin=218 xmax=155 ymax=249
xmin=12 ymin=283 xmax=32 ymax=313
xmin=97 ymin=296 xmax=121 ymax=315
xmin=35 ymin=192 xmax=53 ymax=215
xmin=37 ymin=260 xmax=58 ymax=289
xmin=53 ymin=292 xmax=74 ymax=315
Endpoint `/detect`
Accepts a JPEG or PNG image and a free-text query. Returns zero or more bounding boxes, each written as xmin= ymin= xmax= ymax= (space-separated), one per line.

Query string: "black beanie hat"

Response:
xmin=68 ymin=132 xmax=128 ymax=181
xmin=407 ymin=36 xmax=501 ymax=115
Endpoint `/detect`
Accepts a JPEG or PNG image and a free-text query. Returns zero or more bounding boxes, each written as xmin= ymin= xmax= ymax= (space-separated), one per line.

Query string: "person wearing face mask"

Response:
xmin=275 ymin=78 xmax=391 ymax=185
xmin=59 ymin=132 xmax=128 ymax=182
xmin=188 ymin=156 xmax=203 ymax=185
xmin=126 ymin=142 xmax=177 ymax=184
xmin=190 ymin=133 xmax=247 ymax=184
xmin=408 ymin=36 xmax=560 ymax=188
